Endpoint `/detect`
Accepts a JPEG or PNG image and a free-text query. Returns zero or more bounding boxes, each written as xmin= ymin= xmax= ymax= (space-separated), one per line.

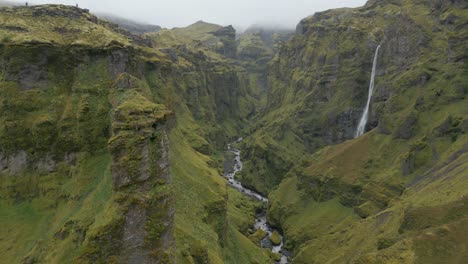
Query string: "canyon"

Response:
xmin=0 ymin=0 xmax=467 ymax=263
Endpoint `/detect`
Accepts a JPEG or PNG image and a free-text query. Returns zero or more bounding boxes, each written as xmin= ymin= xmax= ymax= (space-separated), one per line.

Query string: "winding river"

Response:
xmin=225 ymin=138 xmax=289 ymax=264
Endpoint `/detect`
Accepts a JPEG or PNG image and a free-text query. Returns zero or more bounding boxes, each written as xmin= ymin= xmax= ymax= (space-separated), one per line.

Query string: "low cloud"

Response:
xmin=10 ymin=0 xmax=366 ymax=29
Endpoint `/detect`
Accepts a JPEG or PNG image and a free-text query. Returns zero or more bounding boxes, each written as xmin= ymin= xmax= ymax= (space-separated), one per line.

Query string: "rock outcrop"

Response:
xmin=251 ymin=0 xmax=468 ymax=262
xmin=211 ymin=25 xmax=237 ymax=58
xmin=0 ymin=5 xmax=265 ymax=264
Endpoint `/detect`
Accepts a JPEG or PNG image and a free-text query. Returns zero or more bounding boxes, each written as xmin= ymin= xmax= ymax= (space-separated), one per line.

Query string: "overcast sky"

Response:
xmin=10 ymin=0 xmax=367 ymax=29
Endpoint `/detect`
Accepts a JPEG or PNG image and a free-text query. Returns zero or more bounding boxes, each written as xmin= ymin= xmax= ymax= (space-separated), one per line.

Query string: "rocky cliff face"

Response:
xmin=0 ymin=5 xmax=266 ymax=264
xmin=1 ymin=1 xmax=466 ymax=264
xmin=0 ymin=11 xmax=177 ymax=259
xmin=241 ymin=0 xmax=467 ymax=262
xmin=211 ymin=25 xmax=237 ymax=58
xmin=165 ymin=21 xmax=237 ymax=59
xmin=238 ymin=26 xmax=293 ymax=60
xmin=241 ymin=0 xmax=467 ymax=194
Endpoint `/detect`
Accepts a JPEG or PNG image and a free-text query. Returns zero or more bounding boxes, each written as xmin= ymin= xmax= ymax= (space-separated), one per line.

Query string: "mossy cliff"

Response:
xmin=147 ymin=21 xmax=275 ymax=264
xmin=0 ymin=4 xmax=271 ymax=264
xmin=0 ymin=1 xmax=467 ymax=263
xmin=239 ymin=0 xmax=467 ymax=262
xmin=153 ymin=20 xmax=236 ymax=59
xmin=237 ymin=26 xmax=292 ymax=63
xmin=241 ymin=0 xmax=467 ymax=194
xmin=0 ymin=5 xmax=175 ymax=261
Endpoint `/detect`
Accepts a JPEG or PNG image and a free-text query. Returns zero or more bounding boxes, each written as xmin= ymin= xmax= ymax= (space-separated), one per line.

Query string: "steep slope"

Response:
xmin=169 ymin=21 xmax=237 ymax=58
xmin=1 ymin=1 xmax=467 ymax=263
xmin=235 ymin=26 xmax=293 ymax=118
xmin=241 ymin=0 xmax=467 ymax=194
xmin=0 ymin=5 xmax=273 ymax=264
xmin=238 ymin=26 xmax=293 ymax=61
xmin=0 ymin=5 xmax=175 ymax=263
xmin=240 ymin=0 xmax=467 ymax=262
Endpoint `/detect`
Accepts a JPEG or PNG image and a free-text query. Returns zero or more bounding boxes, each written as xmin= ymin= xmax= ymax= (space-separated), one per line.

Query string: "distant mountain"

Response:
xmin=154 ymin=20 xmax=237 ymax=58
xmin=96 ymin=13 xmax=161 ymax=34
xmin=236 ymin=25 xmax=293 ymax=62
xmin=1 ymin=2 xmax=467 ymax=264
xmin=241 ymin=25 xmax=293 ymax=48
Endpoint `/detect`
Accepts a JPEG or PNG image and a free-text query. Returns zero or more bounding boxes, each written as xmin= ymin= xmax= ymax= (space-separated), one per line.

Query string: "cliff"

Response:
xmin=0 ymin=1 xmax=467 ymax=263
xmin=239 ymin=0 xmax=467 ymax=262
xmin=0 ymin=4 xmax=271 ymax=264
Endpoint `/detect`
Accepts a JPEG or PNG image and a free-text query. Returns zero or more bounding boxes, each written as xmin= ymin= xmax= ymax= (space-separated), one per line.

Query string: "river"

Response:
xmin=225 ymin=138 xmax=290 ymax=264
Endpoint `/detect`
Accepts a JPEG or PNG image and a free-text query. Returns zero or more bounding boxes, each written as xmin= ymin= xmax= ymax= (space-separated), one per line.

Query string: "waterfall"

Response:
xmin=355 ymin=45 xmax=380 ymax=138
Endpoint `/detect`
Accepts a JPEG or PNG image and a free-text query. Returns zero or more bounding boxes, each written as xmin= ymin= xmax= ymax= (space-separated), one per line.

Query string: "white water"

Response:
xmin=355 ymin=45 xmax=381 ymax=138
xmin=225 ymin=138 xmax=289 ymax=264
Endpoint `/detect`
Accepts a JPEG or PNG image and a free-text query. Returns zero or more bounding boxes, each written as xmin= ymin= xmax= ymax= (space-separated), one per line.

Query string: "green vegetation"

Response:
xmin=269 ymin=231 xmax=281 ymax=246
xmin=0 ymin=0 xmax=467 ymax=263
xmin=246 ymin=0 xmax=468 ymax=262
xmin=0 ymin=154 xmax=118 ymax=263
xmin=248 ymin=229 xmax=267 ymax=244
xmin=0 ymin=5 xmax=132 ymax=47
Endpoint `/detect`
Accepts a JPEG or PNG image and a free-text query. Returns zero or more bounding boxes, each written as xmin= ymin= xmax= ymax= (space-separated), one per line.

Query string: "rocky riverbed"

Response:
xmin=224 ymin=138 xmax=291 ymax=264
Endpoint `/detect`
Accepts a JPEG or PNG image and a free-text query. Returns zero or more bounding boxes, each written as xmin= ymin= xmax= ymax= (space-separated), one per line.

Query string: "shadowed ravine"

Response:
xmin=225 ymin=138 xmax=290 ymax=264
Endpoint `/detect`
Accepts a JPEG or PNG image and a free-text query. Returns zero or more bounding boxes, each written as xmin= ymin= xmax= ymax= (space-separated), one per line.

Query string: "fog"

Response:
xmin=10 ymin=0 xmax=367 ymax=29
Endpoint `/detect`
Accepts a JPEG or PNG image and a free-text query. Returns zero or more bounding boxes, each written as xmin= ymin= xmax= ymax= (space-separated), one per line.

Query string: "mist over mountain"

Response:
xmin=96 ymin=13 xmax=161 ymax=34
xmin=5 ymin=0 xmax=367 ymax=29
xmin=0 ymin=0 xmax=466 ymax=264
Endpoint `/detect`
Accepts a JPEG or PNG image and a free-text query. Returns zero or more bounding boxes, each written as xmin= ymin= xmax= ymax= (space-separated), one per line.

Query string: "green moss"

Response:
xmin=223 ymin=226 xmax=271 ymax=264
xmin=237 ymin=33 xmax=272 ymax=61
xmin=248 ymin=228 xmax=267 ymax=244
xmin=1 ymin=1 xmax=466 ymax=263
xmin=189 ymin=242 xmax=210 ymax=264
xmin=413 ymin=219 xmax=468 ymax=264
xmin=112 ymin=90 xmax=171 ymax=130
xmin=0 ymin=5 xmax=134 ymax=48
xmin=0 ymin=154 xmax=119 ymax=263
xmin=271 ymin=252 xmax=282 ymax=262
xmin=145 ymin=188 xmax=173 ymax=247
xmin=226 ymin=188 xmax=262 ymax=234
xmin=269 ymin=231 xmax=281 ymax=246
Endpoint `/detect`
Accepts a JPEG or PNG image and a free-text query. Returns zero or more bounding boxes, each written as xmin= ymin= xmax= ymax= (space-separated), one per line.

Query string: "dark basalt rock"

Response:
xmin=211 ymin=25 xmax=236 ymax=58
xmin=159 ymin=48 xmax=178 ymax=62
xmin=393 ymin=112 xmax=418 ymax=139
xmin=324 ymin=109 xmax=361 ymax=143
xmin=296 ymin=19 xmax=306 ymax=35
xmin=212 ymin=25 xmax=235 ymax=39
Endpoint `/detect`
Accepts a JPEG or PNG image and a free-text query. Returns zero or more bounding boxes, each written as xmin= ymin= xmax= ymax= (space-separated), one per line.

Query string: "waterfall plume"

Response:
xmin=355 ymin=45 xmax=380 ymax=138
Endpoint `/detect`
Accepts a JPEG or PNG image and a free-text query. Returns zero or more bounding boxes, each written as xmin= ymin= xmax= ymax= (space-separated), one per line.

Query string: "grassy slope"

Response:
xmin=262 ymin=0 xmax=468 ymax=262
xmin=172 ymin=21 xmax=222 ymax=41
xmin=2 ymin=2 xmax=465 ymax=263
xmin=0 ymin=5 xmax=129 ymax=47
xmin=242 ymin=0 xmax=467 ymax=194
xmin=0 ymin=154 xmax=116 ymax=263
xmin=0 ymin=10 xmax=142 ymax=256
xmin=0 ymin=43 xmax=136 ymax=262
xmin=169 ymin=127 xmax=271 ymax=264
xmin=0 ymin=6 xmax=273 ymax=263
xmin=150 ymin=23 xmax=274 ymax=263
xmin=149 ymin=21 xmax=266 ymax=127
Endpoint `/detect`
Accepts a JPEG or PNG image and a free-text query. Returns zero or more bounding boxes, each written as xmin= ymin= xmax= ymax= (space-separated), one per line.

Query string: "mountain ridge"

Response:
xmin=0 ymin=1 xmax=466 ymax=263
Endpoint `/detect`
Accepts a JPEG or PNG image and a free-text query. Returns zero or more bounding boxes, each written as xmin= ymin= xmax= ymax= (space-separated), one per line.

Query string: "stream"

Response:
xmin=225 ymin=138 xmax=290 ymax=264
